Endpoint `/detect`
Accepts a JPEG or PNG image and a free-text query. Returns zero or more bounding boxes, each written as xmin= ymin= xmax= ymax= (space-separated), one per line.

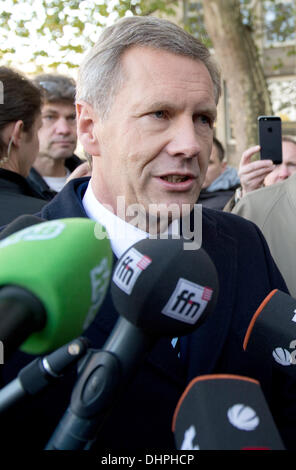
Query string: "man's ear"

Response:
xmin=76 ymin=101 xmax=101 ymax=156
xmin=221 ymin=161 xmax=227 ymax=173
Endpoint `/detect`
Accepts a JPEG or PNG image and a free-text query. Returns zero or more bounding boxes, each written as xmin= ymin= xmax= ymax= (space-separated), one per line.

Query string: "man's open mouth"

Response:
xmin=160 ymin=175 xmax=191 ymax=183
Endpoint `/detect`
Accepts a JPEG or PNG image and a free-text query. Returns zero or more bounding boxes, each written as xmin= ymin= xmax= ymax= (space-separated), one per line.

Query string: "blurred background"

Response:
xmin=0 ymin=0 xmax=295 ymax=166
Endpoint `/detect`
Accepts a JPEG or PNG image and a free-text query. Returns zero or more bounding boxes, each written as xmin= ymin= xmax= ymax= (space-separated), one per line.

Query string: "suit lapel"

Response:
xmin=181 ymin=210 xmax=238 ymax=380
xmin=86 ymin=252 xmax=187 ymax=387
xmin=41 ymin=182 xmax=237 ymax=385
xmin=40 ymin=177 xmax=90 ymax=220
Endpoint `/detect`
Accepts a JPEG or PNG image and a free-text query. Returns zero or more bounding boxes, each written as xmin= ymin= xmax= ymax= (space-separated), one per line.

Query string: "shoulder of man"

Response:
xmin=27 ymin=167 xmax=57 ymax=201
xmin=200 ymin=204 xmax=275 ymax=254
xmin=202 ymin=203 xmax=260 ymax=231
xmin=65 ymin=154 xmax=84 ymax=172
xmin=230 ymin=180 xmax=289 ymax=228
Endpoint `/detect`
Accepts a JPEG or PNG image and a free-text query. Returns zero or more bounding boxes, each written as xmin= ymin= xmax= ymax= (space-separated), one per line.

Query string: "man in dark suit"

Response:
xmin=0 ymin=16 xmax=294 ymax=451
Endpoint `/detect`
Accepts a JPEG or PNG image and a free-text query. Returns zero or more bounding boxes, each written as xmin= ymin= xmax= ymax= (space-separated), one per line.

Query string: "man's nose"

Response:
xmin=55 ymin=118 xmax=72 ymax=134
xmin=166 ymin=119 xmax=201 ymax=159
xmin=277 ymin=164 xmax=290 ymax=180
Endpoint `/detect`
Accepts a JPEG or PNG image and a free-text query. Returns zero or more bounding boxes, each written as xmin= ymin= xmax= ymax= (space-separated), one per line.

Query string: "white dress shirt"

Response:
xmin=82 ymin=179 xmax=180 ymax=258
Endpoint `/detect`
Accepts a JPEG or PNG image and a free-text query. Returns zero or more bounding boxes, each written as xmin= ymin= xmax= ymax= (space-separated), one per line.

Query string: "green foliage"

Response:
xmin=0 ymin=0 xmax=295 ymax=73
xmin=263 ymin=0 xmax=296 ymax=43
xmin=0 ymin=0 xmax=179 ymax=72
xmin=183 ymin=0 xmax=211 ymax=47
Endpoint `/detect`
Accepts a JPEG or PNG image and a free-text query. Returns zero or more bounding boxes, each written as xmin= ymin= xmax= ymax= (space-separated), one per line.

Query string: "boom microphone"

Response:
xmin=46 ymin=237 xmax=219 ymax=450
xmin=0 ymin=218 xmax=112 ymax=357
xmin=172 ymin=374 xmax=285 ymax=450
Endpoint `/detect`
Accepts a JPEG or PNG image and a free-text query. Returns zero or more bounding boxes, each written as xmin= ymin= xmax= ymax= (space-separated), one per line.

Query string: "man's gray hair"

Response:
xmin=76 ymin=16 xmax=221 ymax=119
xmin=33 ymin=73 xmax=76 ymax=105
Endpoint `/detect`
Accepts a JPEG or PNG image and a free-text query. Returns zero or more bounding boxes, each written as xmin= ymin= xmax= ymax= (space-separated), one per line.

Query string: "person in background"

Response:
xmin=27 ymin=74 xmax=82 ymax=199
xmin=232 ymin=170 xmax=296 ymax=298
xmin=0 ymin=17 xmax=293 ymax=451
xmin=0 ymin=66 xmax=47 ymax=225
xmin=198 ymin=136 xmax=240 ymax=210
xmin=226 ymin=135 xmax=296 ymax=210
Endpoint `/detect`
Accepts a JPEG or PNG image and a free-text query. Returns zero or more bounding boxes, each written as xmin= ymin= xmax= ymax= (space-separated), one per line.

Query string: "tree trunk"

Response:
xmin=200 ymin=0 xmax=272 ymax=165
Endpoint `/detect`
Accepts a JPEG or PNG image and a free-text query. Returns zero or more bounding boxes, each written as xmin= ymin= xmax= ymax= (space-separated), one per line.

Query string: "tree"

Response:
xmin=1 ymin=0 xmax=295 ymax=164
xmin=183 ymin=0 xmax=295 ymax=163
xmin=0 ymin=1 xmax=179 ymax=72
xmin=200 ymin=0 xmax=273 ymax=160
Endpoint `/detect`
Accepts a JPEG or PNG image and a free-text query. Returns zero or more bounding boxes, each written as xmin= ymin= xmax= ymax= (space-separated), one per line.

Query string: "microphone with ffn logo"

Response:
xmin=46 ymin=237 xmax=219 ymax=450
xmin=111 ymin=237 xmax=218 ymax=336
xmin=172 ymin=374 xmax=285 ymax=450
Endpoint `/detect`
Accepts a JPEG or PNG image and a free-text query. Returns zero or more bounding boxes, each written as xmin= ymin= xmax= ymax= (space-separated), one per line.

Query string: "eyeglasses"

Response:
xmin=38 ymin=81 xmax=76 ymax=96
xmin=39 ymin=81 xmax=60 ymax=93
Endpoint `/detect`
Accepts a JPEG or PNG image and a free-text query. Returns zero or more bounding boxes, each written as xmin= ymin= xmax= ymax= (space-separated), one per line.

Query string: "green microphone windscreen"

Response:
xmin=0 ymin=218 xmax=112 ymax=354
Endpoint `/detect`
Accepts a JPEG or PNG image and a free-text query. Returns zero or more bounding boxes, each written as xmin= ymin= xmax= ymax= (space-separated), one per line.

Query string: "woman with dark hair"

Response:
xmin=0 ymin=66 xmax=47 ymax=225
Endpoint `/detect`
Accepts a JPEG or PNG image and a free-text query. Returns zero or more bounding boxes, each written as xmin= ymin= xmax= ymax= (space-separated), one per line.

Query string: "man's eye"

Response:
xmin=153 ymin=111 xmax=166 ymax=119
xmin=43 ymin=115 xmax=54 ymax=121
xmin=199 ymin=115 xmax=211 ymax=125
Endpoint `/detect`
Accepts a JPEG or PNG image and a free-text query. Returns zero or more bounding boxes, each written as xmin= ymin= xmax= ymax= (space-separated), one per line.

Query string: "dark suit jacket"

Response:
xmin=0 ymin=169 xmax=47 ymax=226
xmin=0 ymin=177 xmax=293 ymax=451
xmin=27 ymin=154 xmax=83 ymax=201
xmin=198 ymin=186 xmax=239 ymax=210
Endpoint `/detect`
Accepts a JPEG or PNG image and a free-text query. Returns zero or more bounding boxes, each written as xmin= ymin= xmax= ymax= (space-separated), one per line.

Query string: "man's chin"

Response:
xmin=52 ymin=150 xmax=75 ymax=159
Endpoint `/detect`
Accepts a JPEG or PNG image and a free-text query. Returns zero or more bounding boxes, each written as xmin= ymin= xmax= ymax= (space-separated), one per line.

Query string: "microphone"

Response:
xmin=0 ymin=217 xmax=112 ymax=357
xmin=0 ymin=336 xmax=89 ymax=413
xmin=172 ymin=374 xmax=285 ymax=450
xmin=243 ymin=289 xmax=296 ymax=451
xmin=243 ymin=289 xmax=296 ymax=368
xmin=45 ymin=237 xmax=219 ymax=450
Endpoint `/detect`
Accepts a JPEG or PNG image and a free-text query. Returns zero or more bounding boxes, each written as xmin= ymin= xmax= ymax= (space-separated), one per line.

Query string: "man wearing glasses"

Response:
xmin=27 ymin=74 xmax=82 ymax=199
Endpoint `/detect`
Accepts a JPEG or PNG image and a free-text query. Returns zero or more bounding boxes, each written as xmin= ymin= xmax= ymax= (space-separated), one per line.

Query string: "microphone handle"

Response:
xmin=0 ymin=378 xmax=25 ymax=413
xmin=0 ymin=286 xmax=46 ymax=358
xmin=46 ymin=318 xmax=157 ymax=450
xmin=102 ymin=316 xmax=156 ymax=377
xmin=45 ymin=349 xmax=120 ymax=450
xmin=0 ymin=337 xmax=89 ymax=413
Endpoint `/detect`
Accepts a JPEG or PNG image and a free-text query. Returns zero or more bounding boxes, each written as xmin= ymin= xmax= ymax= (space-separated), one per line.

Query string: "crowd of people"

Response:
xmin=0 ymin=15 xmax=295 ymax=452
xmin=0 ymin=67 xmax=91 ymax=225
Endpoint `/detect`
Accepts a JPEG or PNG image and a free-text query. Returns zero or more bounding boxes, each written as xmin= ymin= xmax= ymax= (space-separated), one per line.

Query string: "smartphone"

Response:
xmin=258 ymin=116 xmax=282 ymax=164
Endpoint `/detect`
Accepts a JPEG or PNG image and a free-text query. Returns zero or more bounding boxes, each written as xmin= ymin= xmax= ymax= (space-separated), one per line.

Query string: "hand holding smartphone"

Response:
xmin=258 ymin=116 xmax=282 ymax=164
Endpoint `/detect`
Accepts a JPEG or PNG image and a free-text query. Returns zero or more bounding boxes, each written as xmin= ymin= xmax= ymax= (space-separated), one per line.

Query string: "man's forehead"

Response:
xmin=120 ymin=46 xmax=216 ymax=109
xmin=282 ymin=140 xmax=296 ymax=163
xmin=42 ymin=101 xmax=75 ymax=113
xmin=121 ymin=46 xmax=210 ymax=80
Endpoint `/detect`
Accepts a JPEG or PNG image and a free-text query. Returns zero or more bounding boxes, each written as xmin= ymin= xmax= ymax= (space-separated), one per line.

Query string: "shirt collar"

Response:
xmin=82 ymin=180 xmax=180 ymax=259
xmin=82 ymin=180 xmax=148 ymax=259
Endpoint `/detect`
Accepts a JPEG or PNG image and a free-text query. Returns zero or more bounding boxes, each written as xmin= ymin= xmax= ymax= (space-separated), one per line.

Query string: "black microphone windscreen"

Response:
xmin=172 ymin=374 xmax=285 ymax=450
xmin=111 ymin=237 xmax=219 ymax=337
xmin=244 ymin=289 xmax=296 ymax=368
